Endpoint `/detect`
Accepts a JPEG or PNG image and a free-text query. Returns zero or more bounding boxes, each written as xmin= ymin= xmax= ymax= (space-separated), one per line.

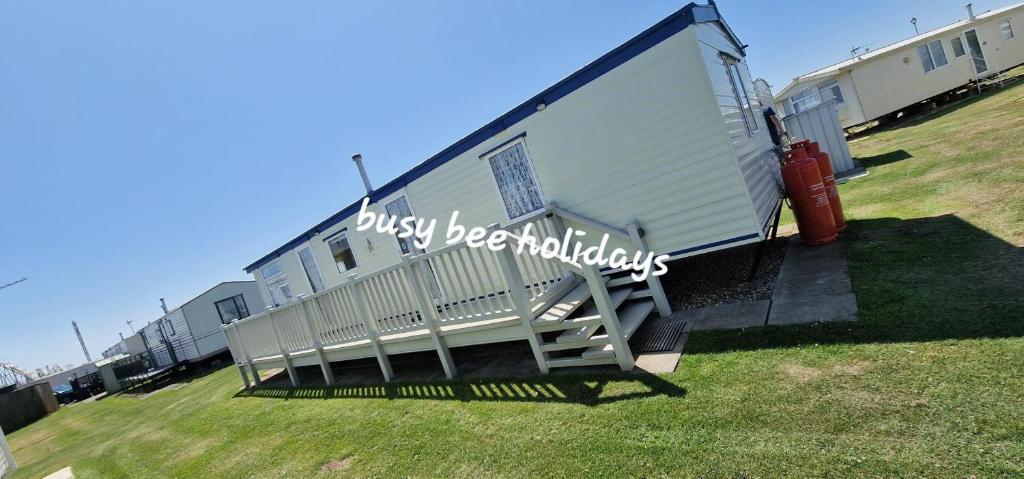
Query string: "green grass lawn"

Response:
xmin=9 ymin=84 xmax=1024 ymax=478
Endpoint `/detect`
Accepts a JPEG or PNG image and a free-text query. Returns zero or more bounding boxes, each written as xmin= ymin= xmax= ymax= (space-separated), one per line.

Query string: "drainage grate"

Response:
xmin=630 ymin=319 xmax=687 ymax=353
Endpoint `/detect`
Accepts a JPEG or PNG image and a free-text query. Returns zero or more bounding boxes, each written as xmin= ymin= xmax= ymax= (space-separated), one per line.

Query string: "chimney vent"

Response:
xmin=966 ymin=3 xmax=976 ymax=21
xmin=160 ymin=298 xmax=169 ymax=314
xmin=352 ymin=153 xmax=373 ymax=195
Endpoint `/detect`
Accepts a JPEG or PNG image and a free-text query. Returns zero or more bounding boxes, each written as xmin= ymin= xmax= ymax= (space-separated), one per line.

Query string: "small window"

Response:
xmin=1001 ymin=19 xmax=1015 ymax=40
xmin=297 ymin=247 xmax=324 ymax=293
xmin=950 ymin=37 xmax=966 ymax=57
xmin=817 ymin=79 xmax=844 ymax=105
xmin=260 ymin=261 xmax=284 ymax=280
xmin=723 ymin=56 xmax=758 ymax=136
xmin=162 ymin=318 xmax=176 ymax=336
xmin=918 ymin=40 xmax=947 ymax=73
xmin=487 ymin=140 xmax=545 ymax=221
xmin=326 ymin=231 xmax=358 ymax=273
xmin=215 ymin=294 xmax=251 ymax=324
xmin=790 ymin=87 xmax=820 ymax=113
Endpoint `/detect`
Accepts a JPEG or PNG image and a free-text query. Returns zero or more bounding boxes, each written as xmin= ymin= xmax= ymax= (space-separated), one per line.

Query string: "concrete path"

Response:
xmin=672 ymin=234 xmax=858 ymax=333
xmin=43 ymin=467 xmax=74 ymax=479
xmin=767 ymin=236 xmax=858 ymax=325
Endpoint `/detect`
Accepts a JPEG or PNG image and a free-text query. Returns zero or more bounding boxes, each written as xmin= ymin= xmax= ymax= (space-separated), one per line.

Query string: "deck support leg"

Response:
xmin=349 ymin=275 xmax=395 ymax=382
xmin=237 ymin=365 xmax=251 ymax=388
xmin=299 ymin=298 xmax=335 ymax=386
xmin=627 ymin=221 xmax=672 ymax=318
xmin=248 ymin=362 xmax=262 ymax=386
xmin=582 ymin=264 xmax=635 ymax=371
xmin=407 ymin=255 xmax=457 ymax=378
xmin=492 ymin=224 xmax=550 ymax=374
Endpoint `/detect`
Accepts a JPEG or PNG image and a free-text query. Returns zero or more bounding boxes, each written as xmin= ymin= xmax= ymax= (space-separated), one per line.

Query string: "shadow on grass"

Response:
xmin=235 ymin=372 xmax=686 ymax=406
xmin=848 ymin=84 xmax=1014 ymax=138
xmin=686 ymin=214 xmax=1024 ymax=354
xmin=854 ymin=149 xmax=913 ymax=168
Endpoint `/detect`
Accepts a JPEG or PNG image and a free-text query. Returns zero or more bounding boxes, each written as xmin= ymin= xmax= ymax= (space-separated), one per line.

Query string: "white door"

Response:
xmin=964 ymin=29 xmax=988 ymax=74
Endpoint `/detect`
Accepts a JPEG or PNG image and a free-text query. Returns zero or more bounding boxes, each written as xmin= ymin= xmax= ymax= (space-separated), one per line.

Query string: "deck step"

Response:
xmin=546 ymin=355 xmax=618 ymax=368
xmin=540 ymin=334 xmax=610 ymax=352
xmin=580 ymin=300 xmax=655 ymax=359
xmin=531 ymin=282 xmax=593 ymax=331
xmin=556 ymin=287 xmax=632 ymax=343
xmin=606 ymin=275 xmax=642 ymax=288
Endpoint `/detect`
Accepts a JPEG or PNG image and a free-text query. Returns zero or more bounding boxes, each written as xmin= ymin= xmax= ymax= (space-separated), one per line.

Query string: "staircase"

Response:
xmin=531 ymin=271 xmax=658 ymax=369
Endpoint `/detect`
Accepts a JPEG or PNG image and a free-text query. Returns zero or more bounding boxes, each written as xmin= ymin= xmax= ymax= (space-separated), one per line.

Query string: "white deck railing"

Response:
xmin=224 ymin=207 xmax=669 ymax=384
xmin=0 ymin=425 xmax=15 ymax=479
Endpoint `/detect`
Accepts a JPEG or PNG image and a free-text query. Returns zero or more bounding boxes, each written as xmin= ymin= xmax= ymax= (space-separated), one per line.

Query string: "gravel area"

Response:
xmin=660 ymin=238 xmax=787 ymax=311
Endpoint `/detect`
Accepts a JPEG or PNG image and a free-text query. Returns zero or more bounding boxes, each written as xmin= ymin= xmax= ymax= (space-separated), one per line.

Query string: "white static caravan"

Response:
xmin=228 ymin=2 xmax=781 ymax=384
xmin=775 ymin=3 xmax=1024 ymax=129
xmin=132 ymin=281 xmax=266 ymax=364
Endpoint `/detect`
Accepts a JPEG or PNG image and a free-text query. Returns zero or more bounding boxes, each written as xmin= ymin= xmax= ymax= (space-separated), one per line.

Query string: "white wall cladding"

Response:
xmin=253 ymin=22 xmax=781 ymax=296
xmin=696 ymin=23 xmax=781 ymax=234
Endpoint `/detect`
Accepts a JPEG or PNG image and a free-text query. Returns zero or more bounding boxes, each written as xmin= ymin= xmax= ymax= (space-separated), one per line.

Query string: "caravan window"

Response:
xmin=950 ymin=37 xmax=966 ymax=57
xmin=261 ymin=260 xmax=293 ymax=306
xmin=486 ymin=140 xmax=545 ymax=221
xmin=297 ymin=247 xmax=324 ymax=293
xmin=723 ymin=57 xmax=758 ymax=136
xmin=215 ymin=294 xmax=251 ymax=324
xmin=326 ymin=231 xmax=358 ymax=273
xmin=918 ymin=40 xmax=948 ymax=72
xmin=790 ymin=87 xmax=820 ymax=113
xmin=817 ymin=79 xmax=844 ymax=105
xmin=1001 ymin=20 xmax=1015 ymax=40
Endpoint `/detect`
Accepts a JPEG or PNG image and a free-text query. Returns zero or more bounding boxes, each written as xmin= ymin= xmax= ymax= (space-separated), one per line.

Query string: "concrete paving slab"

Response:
xmin=43 ymin=467 xmax=74 ymax=479
xmin=768 ymin=293 xmax=858 ymax=325
xmin=634 ymin=332 xmax=688 ymax=374
xmin=767 ymin=236 xmax=858 ymax=325
xmin=691 ymin=300 xmax=771 ymax=331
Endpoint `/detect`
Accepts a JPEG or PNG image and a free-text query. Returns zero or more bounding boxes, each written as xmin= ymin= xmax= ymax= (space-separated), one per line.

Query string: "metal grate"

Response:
xmin=629 ymin=318 xmax=687 ymax=353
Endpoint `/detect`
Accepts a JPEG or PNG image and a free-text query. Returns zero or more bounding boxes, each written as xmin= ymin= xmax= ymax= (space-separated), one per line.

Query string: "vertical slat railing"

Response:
xmin=0 ymin=424 xmax=15 ymax=478
xmin=348 ymin=274 xmax=395 ymax=382
xmin=490 ymin=223 xmax=550 ymax=373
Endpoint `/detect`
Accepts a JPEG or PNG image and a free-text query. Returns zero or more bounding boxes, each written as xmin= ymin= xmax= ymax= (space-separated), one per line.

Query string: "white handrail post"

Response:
xmin=349 ymin=274 xmax=395 ymax=382
xmin=298 ymin=296 xmax=334 ymax=386
xmin=222 ymin=324 xmax=251 ymax=388
xmin=581 ymin=263 xmax=635 ymax=371
xmin=490 ymin=223 xmax=550 ymax=374
xmin=627 ymin=221 xmax=672 ymax=317
xmin=228 ymin=321 xmax=259 ymax=386
xmin=268 ymin=310 xmax=299 ymax=387
xmin=406 ymin=254 xmax=457 ymax=378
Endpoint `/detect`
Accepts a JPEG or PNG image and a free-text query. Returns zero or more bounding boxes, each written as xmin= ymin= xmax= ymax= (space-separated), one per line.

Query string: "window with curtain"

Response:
xmin=327 ymin=231 xmax=358 ymax=273
xmin=723 ymin=57 xmax=758 ymax=136
xmin=487 ymin=141 xmax=545 ymax=221
xmin=1001 ymin=19 xmax=1015 ymax=40
xmin=261 ymin=261 xmax=292 ymax=306
xmin=918 ymin=40 xmax=947 ymax=73
xmin=297 ymin=247 xmax=324 ymax=293
xmin=215 ymin=294 xmax=251 ymax=324
xmin=950 ymin=37 xmax=966 ymax=57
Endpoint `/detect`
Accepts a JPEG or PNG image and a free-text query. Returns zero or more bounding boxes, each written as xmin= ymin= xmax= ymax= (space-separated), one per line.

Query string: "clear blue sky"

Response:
xmin=1 ymin=0 xmax=1015 ymax=371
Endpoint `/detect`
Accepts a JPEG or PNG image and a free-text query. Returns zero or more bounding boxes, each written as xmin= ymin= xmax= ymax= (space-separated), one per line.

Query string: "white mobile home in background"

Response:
xmin=227 ymin=1 xmax=782 ymax=382
xmin=775 ymin=3 xmax=1024 ymax=128
xmin=120 ymin=281 xmax=265 ymax=365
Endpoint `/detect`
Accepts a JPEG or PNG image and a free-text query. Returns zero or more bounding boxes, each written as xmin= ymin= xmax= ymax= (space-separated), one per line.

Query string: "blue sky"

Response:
xmin=1 ymin=0 xmax=1016 ymax=371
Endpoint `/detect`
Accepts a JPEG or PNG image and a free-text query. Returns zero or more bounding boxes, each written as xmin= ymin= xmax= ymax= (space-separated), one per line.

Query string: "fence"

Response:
xmin=0 ymin=425 xmax=14 ymax=479
xmin=782 ymin=98 xmax=855 ymax=174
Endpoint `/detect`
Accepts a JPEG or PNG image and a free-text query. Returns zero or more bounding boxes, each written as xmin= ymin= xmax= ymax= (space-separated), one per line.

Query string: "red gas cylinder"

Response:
xmin=790 ymin=139 xmax=811 ymax=151
xmin=782 ymin=148 xmax=838 ymax=245
xmin=805 ymin=142 xmax=847 ymax=231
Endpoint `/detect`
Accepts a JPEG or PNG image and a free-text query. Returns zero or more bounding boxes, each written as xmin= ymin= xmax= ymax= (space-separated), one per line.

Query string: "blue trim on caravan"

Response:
xmin=244 ymin=2 xmax=743 ymax=273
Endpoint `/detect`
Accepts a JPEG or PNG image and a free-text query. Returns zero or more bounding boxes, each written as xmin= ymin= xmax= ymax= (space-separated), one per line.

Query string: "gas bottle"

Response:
xmin=805 ymin=142 xmax=846 ymax=231
xmin=782 ymin=148 xmax=838 ymax=245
